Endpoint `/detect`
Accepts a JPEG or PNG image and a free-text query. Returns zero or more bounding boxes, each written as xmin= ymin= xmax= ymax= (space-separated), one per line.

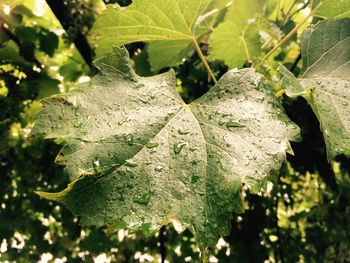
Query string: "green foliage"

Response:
xmin=1 ymin=0 xmax=350 ymax=262
xmin=315 ymin=0 xmax=350 ymax=19
xmin=209 ymin=0 xmax=267 ymax=68
xmin=33 ymin=46 xmax=299 ymax=250
xmin=92 ymin=0 xmax=211 ymax=70
xmin=280 ymin=18 xmax=350 ymax=159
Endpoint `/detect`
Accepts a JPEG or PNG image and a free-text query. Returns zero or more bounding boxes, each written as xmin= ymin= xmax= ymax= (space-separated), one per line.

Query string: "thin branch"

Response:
xmin=282 ymin=1 xmax=310 ymax=27
xmin=290 ymin=53 xmax=302 ymax=73
xmin=192 ymin=38 xmax=217 ymax=84
xmin=159 ymin=226 xmax=166 ymax=263
xmin=280 ymin=0 xmax=298 ymax=27
xmin=262 ymin=11 xmax=314 ymax=62
xmin=45 ymin=0 xmax=93 ymax=67
xmin=0 ymin=21 xmax=42 ymax=67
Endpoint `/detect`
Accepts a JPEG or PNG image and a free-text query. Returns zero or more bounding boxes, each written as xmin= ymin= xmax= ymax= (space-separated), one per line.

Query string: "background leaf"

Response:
xmin=280 ymin=18 xmax=350 ymax=159
xmin=209 ymin=0 xmax=267 ymax=68
xmin=91 ymin=0 xmax=217 ymax=71
xmin=315 ymin=0 xmax=350 ymax=19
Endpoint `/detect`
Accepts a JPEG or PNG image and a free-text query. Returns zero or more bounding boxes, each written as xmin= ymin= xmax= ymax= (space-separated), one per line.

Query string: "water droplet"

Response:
xmin=93 ymin=160 xmax=103 ymax=173
xmin=68 ymin=96 xmax=77 ymax=108
xmin=118 ymin=193 xmax=125 ymax=201
xmin=178 ymin=129 xmax=190 ymax=135
xmin=127 ymin=181 xmax=134 ymax=189
xmin=133 ymin=192 xmax=152 ymax=205
xmin=124 ymin=134 xmax=134 ymax=145
xmin=173 ymin=142 xmax=187 ymax=154
xmin=256 ymin=96 xmax=265 ymax=102
xmin=191 ymin=160 xmax=199 ymax=165
xmin=226 ymin=120 xmax=245 ymax=128
xmin=138 ymin=97 xmax=148 ymax=104
xmin=73 ymin=121 xmax=82 ymax=128
xmin=125 ymin=159 xmax=137 ymax=167
xmin=74 ymin=109 xmax=80 ymax=116
xmin=118 ymin=118 xmax=129 ymax=126
xmin=342 ymin=101 xmax=348 ymax=106
xmin=146 ymin=141 xmax=159 ymax=148
xmin=279 ymin=122 xmax=287 ymax=128
xmin=316 ymin=80 xmax=322 ymax=85
xmin=155 ymin=165 xmax=164 ymax=172
xmin=219 ymin=118 xmax=227 ymax=126
xmin=191 ymin=175 xmax=200 ymax=183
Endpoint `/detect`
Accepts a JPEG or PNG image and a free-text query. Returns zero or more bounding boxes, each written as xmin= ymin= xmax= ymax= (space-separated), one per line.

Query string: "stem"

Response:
xmin=283 ymin=1 xmax=310 ymax=27
xmin=280 ymin=0 xmax=298 ymax=27
xmin=200 ymin=247 xmax=211 ymax=263
xmin=289 ymin=53 xmax=301 ymax=73
xmin=276 ymin=0 xmax=281 ymax=23
xmin=159 ymin=226 xmax=166 ymax=263
xmin=262 ymin=11 xmax=314 ymax=62
xmin=45 ymin=0 xmax=93 ymax=67
xmin=192 ymin=38 xmax=217 ymax=84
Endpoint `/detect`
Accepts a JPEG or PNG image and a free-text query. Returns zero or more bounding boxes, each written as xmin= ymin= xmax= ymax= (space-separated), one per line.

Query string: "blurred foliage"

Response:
xmin=0 ymin=0 xmax=349 ymax=262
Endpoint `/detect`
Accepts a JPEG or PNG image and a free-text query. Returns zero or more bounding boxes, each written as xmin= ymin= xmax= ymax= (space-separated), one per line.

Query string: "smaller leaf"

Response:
xmin=209 ymin=0 xmax=268 ymax=68
xmin=280 ymin=19 xmax=350 ymax=159
xmin=315 ymin=0 xmax=350 ymax=19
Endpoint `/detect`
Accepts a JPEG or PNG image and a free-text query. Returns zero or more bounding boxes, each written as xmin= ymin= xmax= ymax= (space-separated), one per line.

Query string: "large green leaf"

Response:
xmin=315 ymin=0 xmax=350 ymax=19
xmin=33 ymin=47 xmax=299 ymax=250
xmin=91 ymin=0 xmax=227 ymax=72
xmin=209 ymin=0 xmax=267 ymax=68
xmin=279 ymin=18 xmax=350 ymax=159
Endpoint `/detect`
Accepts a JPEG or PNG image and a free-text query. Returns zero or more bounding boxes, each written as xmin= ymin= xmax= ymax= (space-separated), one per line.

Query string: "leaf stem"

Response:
xmin=192 ymin=38 xmax=217 ymax=84
xmin=262 ymin=11 xmax=314 ymax=62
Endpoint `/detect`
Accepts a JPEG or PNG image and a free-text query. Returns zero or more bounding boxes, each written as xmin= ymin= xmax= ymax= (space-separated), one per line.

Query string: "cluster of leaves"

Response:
xmin=1 ymin=0 xmax=350 ymax=262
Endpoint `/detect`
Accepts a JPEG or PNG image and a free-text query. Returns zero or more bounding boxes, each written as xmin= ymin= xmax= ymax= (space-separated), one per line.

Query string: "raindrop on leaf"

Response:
xmin=146 ymin=141 xmax=159 ymax=148
xmin=125 ymin=159 xmax=137 ymax=167
xmin=226 ymin=120 xmax=245 ymax=128
xmin=173 ymin=142 xmax=187 ymax=154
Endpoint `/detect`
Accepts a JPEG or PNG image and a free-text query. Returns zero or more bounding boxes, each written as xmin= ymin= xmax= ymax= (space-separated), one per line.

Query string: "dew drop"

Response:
xmin=173 ymin=142 xmax=187 ymax=154
xmin=133 ymin=192 xmax=152 ymax=205
xmin=279 ymin=122 xmax=287 ymax=128
xmin=226 ymin=120 xmax=245 ymax=128
xmin=342 ymin=101 xmax=349 ymax=106
xmin=191 ymin=175 xmax=200 ymax=183
xmin=93 ymin=160 xmax=103 ymax=173
xmin=118 ymin=193 xmax=125 ymax=201
xmin=178 ymin=129 xmax=190 ymax=135
xmin=125 ymin=159 xmax=137 ymax=167
xmin=138 ymin=97 xmax=148 ymax=104
xmin=146 ymin=141 xmax=159 ymax=148
xmin=155 ymin=165 xmax=164 ymax=172
xmin=219 ymin=118 xmax=227 ymax=126
xmin=73 ymin=121 xmax=82 ymax=128
xmin=124 ymin=134 xmax=134 ymax=146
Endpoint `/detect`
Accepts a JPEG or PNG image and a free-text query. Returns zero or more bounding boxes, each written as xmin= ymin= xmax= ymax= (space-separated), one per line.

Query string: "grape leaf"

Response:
xmin=33 ymin=47 xmax=299 ymax=249
xmin=279 ymin=18 xmax=350 ymax=159
xmin=91 ymin=0 xmax=227 ymax=72
xmin=209 ymin=0 xmax=267 ymax=68
xmin=315 ymin=0 xmax=350 ymax=19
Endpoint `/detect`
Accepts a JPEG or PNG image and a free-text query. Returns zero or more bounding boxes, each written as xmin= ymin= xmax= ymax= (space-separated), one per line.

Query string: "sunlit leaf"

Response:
xmin=33 ymin=47 xmax=299 ymax=250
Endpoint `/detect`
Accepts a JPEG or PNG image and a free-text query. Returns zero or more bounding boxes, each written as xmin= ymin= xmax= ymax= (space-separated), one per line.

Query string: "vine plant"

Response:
xmin=33 ymin=0 xmax=350 ymax=261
